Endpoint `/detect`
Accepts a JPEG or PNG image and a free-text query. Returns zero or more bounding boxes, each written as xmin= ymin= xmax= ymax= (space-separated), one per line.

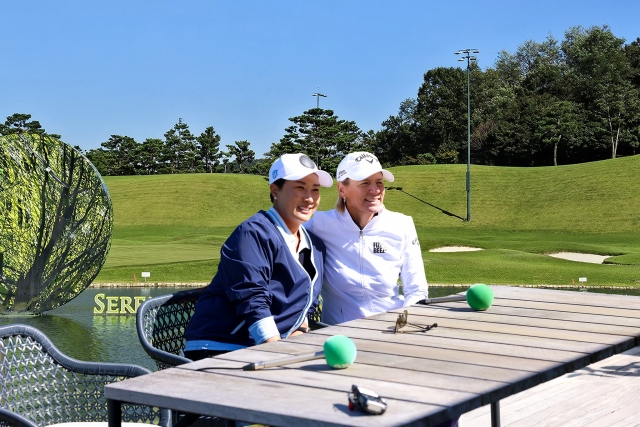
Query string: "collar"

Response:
xmin=339 ymin=205 xmax=386 ymax=231
xmin=265 ymin=207 xmax=310 ymax=255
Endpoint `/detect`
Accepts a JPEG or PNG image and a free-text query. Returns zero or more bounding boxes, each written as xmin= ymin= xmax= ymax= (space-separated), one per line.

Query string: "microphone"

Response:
xmin=419 ymin=295 xmax=467 ymax=304
xmin=418 ymin=284 xmax=494 ymax=311
xmin=243 ymin=335 xmax=357 ymax=371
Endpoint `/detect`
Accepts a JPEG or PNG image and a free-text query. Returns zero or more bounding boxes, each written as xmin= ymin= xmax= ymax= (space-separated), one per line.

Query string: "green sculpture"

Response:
xmin=0 ymin=134 xmax=113 ymax=313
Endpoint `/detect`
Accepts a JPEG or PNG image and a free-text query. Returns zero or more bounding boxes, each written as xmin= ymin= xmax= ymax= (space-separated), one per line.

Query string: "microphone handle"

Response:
xmin=243 ymin=351 xmax=325 ymax=371
xmin=418 ymin=295 xmax=466 ymax=305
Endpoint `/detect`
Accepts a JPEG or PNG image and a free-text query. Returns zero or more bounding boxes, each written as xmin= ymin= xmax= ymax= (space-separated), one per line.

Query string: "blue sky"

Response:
xmin=2 ymin=1 xmax=639 ymax=157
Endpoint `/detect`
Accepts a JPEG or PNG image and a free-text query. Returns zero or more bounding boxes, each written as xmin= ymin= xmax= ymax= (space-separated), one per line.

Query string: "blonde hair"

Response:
xmin=335 ymin=178 xmax=350 ymax=213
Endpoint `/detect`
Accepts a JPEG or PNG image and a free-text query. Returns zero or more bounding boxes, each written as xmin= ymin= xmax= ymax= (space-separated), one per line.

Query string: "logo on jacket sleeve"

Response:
xmin=412 ymin=237 xmax=420 ymax=246
xmin=372 ymin=242 xmax=387 ymax=254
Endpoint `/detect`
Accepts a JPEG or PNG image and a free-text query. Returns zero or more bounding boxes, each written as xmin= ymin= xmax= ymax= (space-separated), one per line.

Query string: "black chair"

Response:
xmin=0 ymin=324 xmax=171 ymax=427
xmin=136 ymin=287 xmax=205 ymax=370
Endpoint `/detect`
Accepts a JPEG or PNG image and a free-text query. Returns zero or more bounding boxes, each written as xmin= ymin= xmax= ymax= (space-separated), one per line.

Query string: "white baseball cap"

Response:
xmin=336 ymin=152 xmax=394 ymax=182
xmin=269 ymin=153 xmax=333 ymax=187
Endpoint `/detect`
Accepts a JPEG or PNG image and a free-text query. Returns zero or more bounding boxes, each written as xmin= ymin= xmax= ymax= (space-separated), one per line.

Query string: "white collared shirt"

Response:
xmin=265 ymin=206 xmax=310 ymax=257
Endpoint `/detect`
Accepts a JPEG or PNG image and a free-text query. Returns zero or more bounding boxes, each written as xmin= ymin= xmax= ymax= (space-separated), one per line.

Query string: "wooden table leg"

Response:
xmin=107 ymin=399 xmax=122 ymax=427
xmin=491 ymin=400 xmax=501 ymax=427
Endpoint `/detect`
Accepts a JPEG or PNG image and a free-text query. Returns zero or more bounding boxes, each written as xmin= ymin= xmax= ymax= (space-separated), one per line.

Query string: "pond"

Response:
xmin=0 ymin=286 xmax=193 ymax=371
xmin=1 ymin=285 xmax=639 ymax=371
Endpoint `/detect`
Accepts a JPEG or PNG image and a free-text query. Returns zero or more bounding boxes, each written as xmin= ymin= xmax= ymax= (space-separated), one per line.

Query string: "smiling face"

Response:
xmin=338 ymin=172 xmax=385 ymax=229
xmin=271 ymin=173 xmax=321 ymax=233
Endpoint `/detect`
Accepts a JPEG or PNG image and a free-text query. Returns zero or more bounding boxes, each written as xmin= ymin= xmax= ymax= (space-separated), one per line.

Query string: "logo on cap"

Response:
xmin=299 ymin=155 xmax=316 ymax=169
xmin=272 ymin=170 xmax=278 ymax=180
xmin=337 ymin=169 xmax=346 ymax=178
xmin=354 ymin=153 xmax=377 ymax=163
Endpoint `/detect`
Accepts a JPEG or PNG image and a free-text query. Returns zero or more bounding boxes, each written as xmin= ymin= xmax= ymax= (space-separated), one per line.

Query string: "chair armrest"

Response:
xmin=136 ymin=295 xmax=193 ymax=368
xmin=0 ymin=408 xmax=39 ymax=427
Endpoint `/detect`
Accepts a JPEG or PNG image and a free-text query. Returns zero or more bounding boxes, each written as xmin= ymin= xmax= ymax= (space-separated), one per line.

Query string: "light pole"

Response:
xmin=455 ymin=49 xmax=479 ymax=222
xmin=311 ymin=92 xmax=326 ymax=108
xmin=311 ymin=92 xmax=327 ymax=167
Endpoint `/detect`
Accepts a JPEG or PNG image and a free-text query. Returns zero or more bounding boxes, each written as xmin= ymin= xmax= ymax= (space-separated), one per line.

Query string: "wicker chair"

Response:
xmin=136 ymin=288 xmax=232 ymax=427
xmin=136 ymin=288 xmax=205 ymax=370
xmin=137 ymin=286 xmax=328 ymax=371
xmin=0 ymin=324 xmax=171 ymax=427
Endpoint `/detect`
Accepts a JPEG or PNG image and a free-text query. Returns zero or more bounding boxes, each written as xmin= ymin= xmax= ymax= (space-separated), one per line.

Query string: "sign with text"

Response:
xmin=94 ymin=293 xmax=150 ymax=314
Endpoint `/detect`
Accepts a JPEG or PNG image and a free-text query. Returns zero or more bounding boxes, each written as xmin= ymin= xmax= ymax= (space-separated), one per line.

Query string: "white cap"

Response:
xmin=336 ymin=152 xmax=394 ymax=182
xmin=269 ymin=153 xmax=333 ymax=187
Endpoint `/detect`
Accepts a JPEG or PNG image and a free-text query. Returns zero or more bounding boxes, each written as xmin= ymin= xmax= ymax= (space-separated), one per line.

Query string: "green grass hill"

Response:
xmin=97 ymin=155 xmax=640 ymax=287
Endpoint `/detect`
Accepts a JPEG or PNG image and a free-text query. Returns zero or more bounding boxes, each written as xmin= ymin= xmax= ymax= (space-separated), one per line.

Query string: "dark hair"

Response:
xmin=270 ymin=178 xmax=286 ymax=203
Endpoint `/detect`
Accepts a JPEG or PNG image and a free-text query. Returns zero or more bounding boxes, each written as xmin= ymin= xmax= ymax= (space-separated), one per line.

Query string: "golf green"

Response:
xmin=96 ymin=155 xmax=640 ymax=287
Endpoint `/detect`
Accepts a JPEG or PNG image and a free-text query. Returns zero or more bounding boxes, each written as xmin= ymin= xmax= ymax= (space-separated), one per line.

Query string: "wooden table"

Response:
xmin=106 ymin=287 xmax=640 ymax=427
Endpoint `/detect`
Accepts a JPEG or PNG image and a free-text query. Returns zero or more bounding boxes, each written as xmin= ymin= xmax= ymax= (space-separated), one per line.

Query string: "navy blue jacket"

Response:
xmin=185 ymin=211 xmax=325 ymax=347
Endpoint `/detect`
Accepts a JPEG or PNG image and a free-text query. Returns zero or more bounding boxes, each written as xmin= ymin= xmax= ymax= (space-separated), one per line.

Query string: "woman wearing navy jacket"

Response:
xmin=184 ymin=153 xmax=332 ymax=360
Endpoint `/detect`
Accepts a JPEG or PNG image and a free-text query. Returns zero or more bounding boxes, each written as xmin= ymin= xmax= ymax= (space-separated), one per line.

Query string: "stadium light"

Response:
xmin=311 ymin=92 xmax=327 ymax=108
xmin=455 ymin=48 xmax=479 ymax=222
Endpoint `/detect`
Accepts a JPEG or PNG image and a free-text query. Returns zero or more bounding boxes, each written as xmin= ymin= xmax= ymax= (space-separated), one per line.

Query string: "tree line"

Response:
xmin=376 ymin=25 xmax=640 ymax=167
xmin=84 ymin=119 xmax=253 ymax=176
xmin=3 ymin=25 xmax=639 ymax=174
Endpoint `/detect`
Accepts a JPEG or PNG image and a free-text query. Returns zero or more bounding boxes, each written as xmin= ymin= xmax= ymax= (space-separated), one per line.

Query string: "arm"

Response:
xmin=266 ymin=321 xmax=309 ymax=341
xmin=399 ymin=217 xmax=428 ymax=306
xmin=221 ymin=225 xmax=281 ymax=344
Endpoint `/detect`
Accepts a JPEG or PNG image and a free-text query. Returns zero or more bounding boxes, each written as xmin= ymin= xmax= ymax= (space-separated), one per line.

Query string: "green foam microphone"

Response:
xmin=465 ymin=283 xmax=494 ymax=310
xmin=243 ymin=335 xmax=357 ymax=371
xmin=418 ymin=283 xmax=494 ymax=311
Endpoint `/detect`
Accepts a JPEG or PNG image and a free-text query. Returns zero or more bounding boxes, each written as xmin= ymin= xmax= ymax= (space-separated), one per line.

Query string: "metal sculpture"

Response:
xmin=0 ymin=134 xmax=113 ymax=313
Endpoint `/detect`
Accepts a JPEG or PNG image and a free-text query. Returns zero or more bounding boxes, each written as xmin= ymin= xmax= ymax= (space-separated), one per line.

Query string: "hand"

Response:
xmin=289 ymin=322 xmax=310 ymax=337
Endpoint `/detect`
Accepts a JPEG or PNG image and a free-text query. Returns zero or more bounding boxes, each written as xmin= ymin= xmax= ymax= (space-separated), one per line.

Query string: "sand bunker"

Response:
xmin=547 ymin=252 xmax=612 ymax=264
xmin=429 ymin=246 xmax=484 ymax=253
xmin=428 ymin=247 xmax=612 ymax=264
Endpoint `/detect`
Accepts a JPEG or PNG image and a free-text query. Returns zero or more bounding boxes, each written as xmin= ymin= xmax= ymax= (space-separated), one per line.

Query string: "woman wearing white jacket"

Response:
xmin=305 ymin=151 xmax=428 ymax=325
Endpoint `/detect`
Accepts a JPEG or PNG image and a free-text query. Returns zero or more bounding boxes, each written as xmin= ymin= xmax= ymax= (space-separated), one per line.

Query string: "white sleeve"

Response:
xmin=399 ymin=216 xmax=428 ymax=306
xmin=248 ymin=316 xmax=280 ymax=344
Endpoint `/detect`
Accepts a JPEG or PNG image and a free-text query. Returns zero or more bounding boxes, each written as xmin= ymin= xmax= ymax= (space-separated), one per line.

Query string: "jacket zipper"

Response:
xmin=359 ymin=228 xmax=373 ymax=313
xmin=286 ymin=228 xmax=316 ymax=337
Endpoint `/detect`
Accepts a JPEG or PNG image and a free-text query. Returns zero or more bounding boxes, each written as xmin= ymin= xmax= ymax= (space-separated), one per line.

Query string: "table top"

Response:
xmin=105 ymin=286 xmax=640 ymax=427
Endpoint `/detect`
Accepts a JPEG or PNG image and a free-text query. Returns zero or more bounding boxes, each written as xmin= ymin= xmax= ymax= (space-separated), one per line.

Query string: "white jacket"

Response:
xmin=305 ymin=207 xmax=428 ymax=324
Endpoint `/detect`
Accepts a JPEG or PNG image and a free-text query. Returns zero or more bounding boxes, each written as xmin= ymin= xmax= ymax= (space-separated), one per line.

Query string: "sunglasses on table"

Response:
xmin=394 ymin=310 xmax=438 ymax=334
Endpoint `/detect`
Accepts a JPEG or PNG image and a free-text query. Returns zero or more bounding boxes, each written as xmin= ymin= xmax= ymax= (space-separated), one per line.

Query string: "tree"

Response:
xmin=197 ymin=126 xmax=222 ymax=173
xmin=98 ymin=135 xmax=139 ymax=175
xmin=376 ymin=99 xmax=419 ymax=165
xmin=225 ymin=141 xmax=255 ymax=173
xmin=247 ymin=158 xmax=272 ymax=176
xmin=379 ymin=25 xmax=640 ymax=166
xmin=563 ymin=26 xmax=640 ymax=159
xmin=626 ymin=38 xmax=640 ymax=88
xmin=84 ymin=148 xmax=115 ymax=176
xmin=415 ymin=67 xmax=469 ymax=163
xmin=483 ymin=37 xmax=586 ymax=166
xmin=0 ymin=113 xmax=61 ymax=139
xmin=534 ymin=98 xmax=580 ymax=166
xmin=164 ymin=119 xmax=199 ymax=173
xmin=220 ymin=150 xmax=232 ymax=173
xmin=138 ymin=138 xmax=165 ymax=175
xmin=266 ymin=108 xmax=362 ymax=174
